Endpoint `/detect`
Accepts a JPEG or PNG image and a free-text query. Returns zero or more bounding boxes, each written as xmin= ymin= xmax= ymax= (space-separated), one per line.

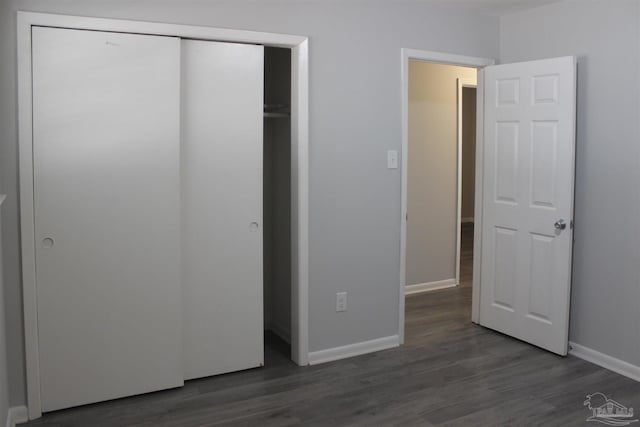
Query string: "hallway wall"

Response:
xmin=407 ymin=61 xmax=476 ymax=286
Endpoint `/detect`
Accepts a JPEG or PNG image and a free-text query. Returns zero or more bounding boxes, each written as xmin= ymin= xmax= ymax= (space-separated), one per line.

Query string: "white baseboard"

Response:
xmin=6 ymin=406 xmax=28 ymax=427
xmin=308 ymin=335 xmax=400 ymax=365
xmin=461 ymin=217 xmax=474 ymax=224
xmin=569 ymin=342 xmax=640 ymax=383
xmin=405 ymin=278 xmax=456 ymax=295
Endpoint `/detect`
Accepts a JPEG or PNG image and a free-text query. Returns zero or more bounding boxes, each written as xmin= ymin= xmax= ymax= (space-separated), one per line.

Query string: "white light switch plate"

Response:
xmin=387 ymin=150 xmax=398 ymax=169
xmin=336 ymin=292 xmax=347 ymax=312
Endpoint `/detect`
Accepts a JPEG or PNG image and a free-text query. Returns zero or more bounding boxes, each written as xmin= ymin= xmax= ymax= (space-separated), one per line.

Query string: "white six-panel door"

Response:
xmin=32 ymin=27 xmax=183 ymax=411
xmin=181 ymin=40 xmax=264 ymax=380
xmin=480 ymin=57 xmax=576 ymax=355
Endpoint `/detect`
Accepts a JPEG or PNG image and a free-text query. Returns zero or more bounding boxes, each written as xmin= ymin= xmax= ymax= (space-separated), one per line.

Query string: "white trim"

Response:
xmin=17 ymin=12 xmax=40 ymax=419
xmin=461 ymin=217 xmax=474 ymax=224
xmin=569 ymin=342 xmax=640 ymax=383
xmin=399 ymin=50 xmax=408 ymax=345
xmin=308 ymin=335 xmax=400 ymax=365
xmin=400 ymin=48 xmax=495 ymax=344
xmin=456 ymin=78 xmax=477 ymax=288
xmin=17 ymin=11 xmax=310 ymax=418
xmin=18 ymin=12 xmax=306 ymax=47
xmin=6 ymin=406 xmax=28 ymax=427
xmin=402 ymin=49 xmax=496 ymax=69
xmin=405 ymin=279 xmax=457 ymax=295
xmin=290 ymin=39 xmax=310 ymax=367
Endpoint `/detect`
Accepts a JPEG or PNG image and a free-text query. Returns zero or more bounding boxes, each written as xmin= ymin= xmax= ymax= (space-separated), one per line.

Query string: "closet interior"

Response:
xmin=263 ymin=47 xmax=293 ymax=360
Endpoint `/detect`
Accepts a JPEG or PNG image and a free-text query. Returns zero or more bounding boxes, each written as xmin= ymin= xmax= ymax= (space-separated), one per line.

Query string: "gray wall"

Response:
xmin=406 ymin=61 xmax=476 ymax=285
xmin=0 ymin=198 xmax=9 ymax=427
xmin=461 ymin=87 xmax=476 ymax=220
xmin=0 ymin=0 xmax=499 ymax=406
xmin=501 ymin=0 xmax=640 ymax=367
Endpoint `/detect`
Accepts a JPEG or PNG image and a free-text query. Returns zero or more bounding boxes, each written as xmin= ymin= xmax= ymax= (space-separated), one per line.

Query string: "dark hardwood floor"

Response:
xmin=25 ymin=223 xmax=640 ymax=426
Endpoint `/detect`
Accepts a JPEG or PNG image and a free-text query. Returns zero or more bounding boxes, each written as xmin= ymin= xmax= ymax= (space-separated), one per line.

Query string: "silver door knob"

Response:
xmin=554 ymin=219 xmax=567 ymax=230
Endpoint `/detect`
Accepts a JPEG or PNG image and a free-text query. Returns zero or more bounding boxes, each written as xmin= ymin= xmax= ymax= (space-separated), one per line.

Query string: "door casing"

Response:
xmin=17 ymin=11 xmax=310 ymax=420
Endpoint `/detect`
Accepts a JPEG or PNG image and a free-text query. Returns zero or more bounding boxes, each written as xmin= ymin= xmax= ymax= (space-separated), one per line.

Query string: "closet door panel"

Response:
xmin=181 ymin=40 xmax=264 ymax=380
xmin=32 ymin=27 xmax=182 ymax=411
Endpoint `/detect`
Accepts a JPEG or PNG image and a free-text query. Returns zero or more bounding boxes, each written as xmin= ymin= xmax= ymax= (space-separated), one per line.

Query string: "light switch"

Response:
xmin=387 ymin=150 xmax=398 ymax=169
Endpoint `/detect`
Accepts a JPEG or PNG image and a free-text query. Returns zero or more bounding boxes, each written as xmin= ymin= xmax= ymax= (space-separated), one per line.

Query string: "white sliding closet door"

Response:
xmin=181 ymin=40 xmax=264 ymax=380
xmin=32 ymin=27 xmax=183 ymax=411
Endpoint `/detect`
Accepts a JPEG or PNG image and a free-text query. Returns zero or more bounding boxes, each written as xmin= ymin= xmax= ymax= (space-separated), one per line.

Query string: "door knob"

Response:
xmin=554 ymin=219 xmax=567 ymax=230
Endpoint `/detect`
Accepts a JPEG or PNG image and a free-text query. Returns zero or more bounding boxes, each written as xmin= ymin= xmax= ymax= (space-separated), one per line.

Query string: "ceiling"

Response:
xmin=426 ymin=0 xmax=565 ymax=15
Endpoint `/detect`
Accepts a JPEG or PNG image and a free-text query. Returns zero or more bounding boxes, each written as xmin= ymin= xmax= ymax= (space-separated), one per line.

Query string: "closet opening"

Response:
xmin=263 ymin=47 xmax=293 ymax=365
xmin=18 ymin=13 xmax=310 ymax=418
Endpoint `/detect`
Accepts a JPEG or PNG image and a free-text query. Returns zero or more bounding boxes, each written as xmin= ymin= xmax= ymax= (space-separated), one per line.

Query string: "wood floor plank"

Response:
xmin=25 ymin=223 xmax=640 ymax=426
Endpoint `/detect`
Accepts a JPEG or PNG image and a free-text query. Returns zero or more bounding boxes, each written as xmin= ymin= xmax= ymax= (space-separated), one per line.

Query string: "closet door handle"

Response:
xmin=42 ymin=237 xmax=55 ymax=248
xmin=249 ymin=222 xmax=260 ymax=231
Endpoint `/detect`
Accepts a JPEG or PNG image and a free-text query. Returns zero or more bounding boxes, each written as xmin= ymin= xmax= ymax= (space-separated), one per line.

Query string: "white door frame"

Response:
xmin=17 ymin=11 xmax=310 ymax=419
xmin=455 ymin=78 xmax=478 ymax=286
xmin=399 ymin=49 xmax=494 ymax=344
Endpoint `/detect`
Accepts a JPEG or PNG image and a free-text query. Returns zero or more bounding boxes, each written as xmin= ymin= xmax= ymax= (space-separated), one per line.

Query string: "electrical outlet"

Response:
xmin=336 ymin=292 xmax=347 ymax=312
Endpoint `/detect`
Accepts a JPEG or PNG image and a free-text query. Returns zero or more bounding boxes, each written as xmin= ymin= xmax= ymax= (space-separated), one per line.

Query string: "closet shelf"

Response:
xmin=264 ymin=103 xmax=290 ymax=118
xmin=264 ymin=112 xmax=290 ymax=118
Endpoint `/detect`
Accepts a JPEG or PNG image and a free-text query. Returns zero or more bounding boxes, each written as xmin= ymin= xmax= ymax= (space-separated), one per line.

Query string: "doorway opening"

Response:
xmin=263 ymin=47 xmax=293 ymax=365
xmin=403 ymin=60 xmax=478 ymax=338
